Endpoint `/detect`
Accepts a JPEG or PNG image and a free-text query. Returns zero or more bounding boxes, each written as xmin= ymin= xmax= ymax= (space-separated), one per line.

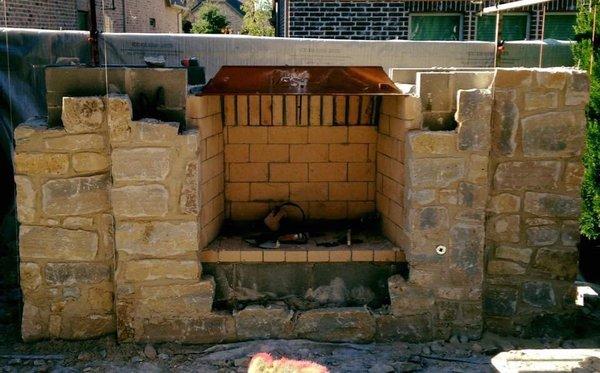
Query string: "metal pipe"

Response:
xmin=89 ymin=0 xmax=100 ymax=66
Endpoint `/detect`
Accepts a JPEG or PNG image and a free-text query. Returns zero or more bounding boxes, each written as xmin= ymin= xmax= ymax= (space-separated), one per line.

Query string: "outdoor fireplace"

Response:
xmin=13 ymin=66 xmax=587 ymax=343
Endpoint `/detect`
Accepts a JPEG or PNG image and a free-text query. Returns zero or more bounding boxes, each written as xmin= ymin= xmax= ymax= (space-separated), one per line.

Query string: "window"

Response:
xmin=544 ymin=13 xmax=577 ymax=40
xmin=409 ymin=14 xmax=462 ymax=41
xmin=77 ymin=10 xmax=89 ymax=30
xmin=149 ymin=18 xmax=157 ymax=28
xmin=476 ymin=14 xmax=529 ymax=41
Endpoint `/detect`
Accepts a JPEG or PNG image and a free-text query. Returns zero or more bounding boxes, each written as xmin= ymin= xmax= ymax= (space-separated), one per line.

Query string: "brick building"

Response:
xmin=2 ymin=0 xmax=186 ymax=33
xmin=275 ymin=0 xmax=579 ymax=41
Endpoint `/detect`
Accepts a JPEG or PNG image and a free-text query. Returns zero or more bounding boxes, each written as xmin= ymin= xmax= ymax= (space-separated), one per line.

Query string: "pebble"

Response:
xmin=368 ymin=363 xmax=394 ymax=373
xmin=77 ymin=352 xmax=93 ymax=361
xmin=449 ymin=335 xmax=460 ymax=344
xmin=144 ymin=344 xmax=157 ymax=360
xmin=430 ymin=342 xmax=446 ymax=354
xmin=459 ymin=335 xmax=469 ymax=344
xmin=131 ymin=356 xmax=143 ymax=364
xmin=470 ymin=342 xmax=483 ymax=354
xmin=421 ymin=346 xmax=431 ymax=355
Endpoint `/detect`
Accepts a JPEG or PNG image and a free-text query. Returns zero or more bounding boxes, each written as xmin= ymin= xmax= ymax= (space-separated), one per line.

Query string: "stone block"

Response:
xmin=458 ymin=182 xmax=486 ymax=209
xmin=72 ymin=152 xmax=109 ymax=173
xmin=59 ymin=314 xmax=115 ymax=339
xmin=467 ymin=154 xmax=488 ymax=184
xmin=44 ymin=134 xmax=106 ymax=151
xmin=45 ymin=263 xmax=110 ymax=286
xmin=536 ymin=70 xmax=566 ymax=90
xmin=521 ymin=112 xmax=585 ymax=157
xmin=135 ymin=278 xmax=215 ymax=317
xmin=491 ymin=89 xmax=519 ymax=156
xmin=406 ymin=131 xmax=457 ymax=157
xmin=493 ymin=161 xmax=561 ymax=190
xmin=522 ymin=282 xmax=556 ymax=308
xmin=388 ymin=275 xmax=434 ymax=315
xmin=523 ymin=192 xmax=580 ymax=218
xmin=234 ymin=305 xmax=294 ymax=340
xmin=526 ymin=226 xmax=559 ymax=246
xmin=111 ymin=185 xmax=169 ymax=218
xmin=483 ymin=287 xmax=517 ymax=316
xmin=565 ymin=162 xmax=584 ymax=192
xmin=120 ymin=259 xmax=199 ymax=282
xmin=20 ymin=263 xmax=42 ymax=292
xmin=456 ymin=89 xmax=492 ymax=152
xmin=20 ymin=226 xmax=98 ymax=260
xmin=409 ymin=158 xmax=465 ymax=188
xmin=63 ymin=216 xmax=94 ymax=229
xmin=139 ymin=313 xmax=236 ymax=343
xmin=410 ymin=206 xmax=448 ymax=231
xmin=21 ymin=303 xmax=45 ymax=341
xmin=374 ymin=314 xmax=433 ymax=342
xmin=136 ymin=120 xmax=179 ymax=143
xmin=42 ymin=175 xmax=109 ymax=215
xmin=116 ymin=221 xmax=198 ymax=258
xmin=295 ymin=308 xmax=375 ymax=343
xmin=106 ymin=94 xmax=132 ymax=141
xmin=14 ymin=175 xmax=35 ymax=224
xmin=180 ymin=160 xmax=200 ymax=214
xmin=62 ymin=97 xmax=104 ymax=133
xmin=449 ymin=224 xmax=484 ymax=274
xmin=524 ymin=92 xmax=558 ymax=111
xmin=14 ymin=153 xmax=69 ymax=175
xmin=533 ymin=247 xmax=578 ymax=279
xmin=409 ymin=189 xmax=436 ymax=205
xmin=495 ymin=246 xmax=532 ymax=264
xmin=489 ymin=193 xmax=521 ymax=213
xmin=494 ymin=69 xmax=533 ymax=88
xmin=565 ymin=71 xmax=590 ymax=106
xmin=112 ymin=148 xmax=170 ymax=181
xmin=486 ymin=214 xmax=520 ymax=243
xmin=487 ymin=260 xmax=526 ymax=275
xmin=561 ymin=221 xmax=580 ymax=246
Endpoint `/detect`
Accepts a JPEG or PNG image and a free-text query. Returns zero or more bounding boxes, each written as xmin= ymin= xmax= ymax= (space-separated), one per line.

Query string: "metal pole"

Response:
xmin=539 ymin=5 xmax=546 ymax=68
xmin=494 ymin=11 xmax=501 ymax=68
xmin=89 ymin=0 xmax=100 ymax=66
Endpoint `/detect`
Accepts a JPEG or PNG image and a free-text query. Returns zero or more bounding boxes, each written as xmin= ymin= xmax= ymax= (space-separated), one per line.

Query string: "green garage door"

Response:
xmin=476 ymin=14 xmax=529 ymax=41
xmin=410 ymin=15 xmax=462 ymax=40
xmin=543 ymin=14 xmax=577 ymax=40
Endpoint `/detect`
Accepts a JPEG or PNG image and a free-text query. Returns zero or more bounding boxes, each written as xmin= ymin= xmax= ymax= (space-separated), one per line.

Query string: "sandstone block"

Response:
xmin=14 ymin=153 xmax=69 ymax=175
xmin=561 ymin=221 xmax=580 ymax=246
xmin=374 ymin=314 xmax=433 ymax=342
xmin=495 ymin=69 xmax=533 ymax=88
xmin=409 ymin=158 xmax=465 ymax=188
xmin=467 ymin=154 xmax=488 ymax=184
xmin=524 ymin=92 xmax=558 ymax=111
xmin=116 ymin=221 xmax=198 ymax=258
xmin=487 ymin=260 xmax=526 ymax=275
xmin=483 ymin=287 xmax=517 ymax=316
xmin=135 ymin=279 xmax=215 ymax=317
xmin=111 ymin=185 xmax=169 ymax=218
xmin=295 ymin=308 xmax=375 ymax=343
xmin=60 ymin=314 xmax=115 ymax=339
xmin=449 ymin=224 xmax=484 ymax=273
xmin=493 ymin=161 xmax=561 ymax=190
xmin=565 ymin=71 xmax=590 ymax=106
xmin=14 ymin=175 xmax=35 ymax=224
xmin=234 ymin=305 xmax=294 ymax=340
xmin=407 ymin=131 xmax=457 ymax=157
xmin=136 ymin=120 xmax=179 ymax=142
xmin=522 ymin=281 xmax=556 ymax=308
xmin=106 ymin=94 xmax=132 ymax=141
xmin=388 ymin=275 xmax=434 ymax=316
xmin=410 ymin=206 xmax=448 ymax=231
xmin=458 ymin=182 xmax=486 ymax=209
xmin=112 ymin=148 xmax=170 ymax=181
xmin=486 ymin=214 xmax=520 ymax=243
xmin=409 ymin=189 xmax=436 ymax=205
xmin=536 ymin=71 xmax=566 ymax=89
xmin=63 ymin=216 xmax=94 ymax=229
xmin=44 ymin=134 xmax=105 ymax=151
xmin=45 ymin=263 xmax=110 ymax=286
xmin=565 ymin=162 xmax=584 ymax=192
xmin=489 ymin=193 xmax=521 ymax=213
xmin=42 ymin=175 xmax=109 ymax=215
xmin=180 ymin=161 xmax=199 ymax=212
xmin=62 ymin=97 xmax=104 ymax=133
xmin=491 ymin=89 xmax=519 ymax=156
xmin=120 ymin=259 xmax=199 ymax=282
xmin=20 ymin=226 xmax=98 ymax=260
xmin=495 ymin=246 xmax=532 ymax=264
xmin=72 ymin=152 xmax=109 ymax=173
xmin=521 ymin=112 xmax=585 ymax=157
xmin=524 ymin=192 xmax=580 ymax=218
xmin=20 ymin=263 xmax=42 ymax=292
xmin=533 ymin=247 xmax=578 ymax=279
xmin=526 ymin=226 xmax=559 ymax=246
xmin=456 ymin=89 xmax=492 ymax=151
xmin=21 ymin=303 xmax=45 ymax=341
xmin=139 ymin=313 xmax=236 ymax=344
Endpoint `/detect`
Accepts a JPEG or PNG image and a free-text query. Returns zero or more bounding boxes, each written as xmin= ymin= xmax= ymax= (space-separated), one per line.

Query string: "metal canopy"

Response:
xmin=199 ymin=66 xmax=403 ymax=96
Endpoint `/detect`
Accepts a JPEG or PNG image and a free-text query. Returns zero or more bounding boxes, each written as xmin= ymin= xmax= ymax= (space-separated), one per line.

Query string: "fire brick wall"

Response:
xmin=13 ymin=68 xmax=589 ymax=342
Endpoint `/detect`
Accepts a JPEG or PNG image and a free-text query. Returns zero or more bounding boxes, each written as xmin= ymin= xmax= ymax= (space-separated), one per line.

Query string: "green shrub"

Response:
xmin=192 ymin=2 xmax=230 ymax=34
xmin=574 ymin=3 xmax=600 ymax=238
xmin=241 ymin=0 xmax=275 ymax=36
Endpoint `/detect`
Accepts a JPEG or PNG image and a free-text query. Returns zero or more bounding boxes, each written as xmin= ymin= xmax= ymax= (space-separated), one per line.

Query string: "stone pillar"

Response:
xmin=14 ymin=97 xmax=115 ymax=340
xmin=394 ymin=88 xmax=492 ymax=340
xmin=106 ymin=95 xmax=219 ymax=342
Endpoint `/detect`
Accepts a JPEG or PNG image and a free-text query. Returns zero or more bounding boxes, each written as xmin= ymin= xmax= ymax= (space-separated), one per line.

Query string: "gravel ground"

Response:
xmin=2 ymin=324 xmax=600 ymax=372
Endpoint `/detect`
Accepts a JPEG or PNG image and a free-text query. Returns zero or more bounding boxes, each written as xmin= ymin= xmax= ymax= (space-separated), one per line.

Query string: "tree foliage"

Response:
xmin=574 ymin=2 xmax=600 ymax=238
xmin=241 ymin=0 xmax=275 ymax=36
xmin=191 ymin=1 xmax=230 ymax=34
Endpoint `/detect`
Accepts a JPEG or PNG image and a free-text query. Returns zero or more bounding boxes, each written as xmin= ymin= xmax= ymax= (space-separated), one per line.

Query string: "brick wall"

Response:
xmin=221 ymin=95 xmax=378 ymax=221
xmin=285 ymin=0 xmax=577 ymax=40
xmin=3 ymin=0 xmax=181 ymax=33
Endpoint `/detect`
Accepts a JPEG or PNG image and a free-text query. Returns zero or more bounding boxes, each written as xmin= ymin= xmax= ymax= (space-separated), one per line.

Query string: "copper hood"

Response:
xmin=199 ymin=66 xmax=402 ymax=96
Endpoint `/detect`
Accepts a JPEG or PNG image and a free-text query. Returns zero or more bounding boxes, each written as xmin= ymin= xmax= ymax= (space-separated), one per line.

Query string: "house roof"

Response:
xmin=191 ymin=0 xmax=243 ymax=15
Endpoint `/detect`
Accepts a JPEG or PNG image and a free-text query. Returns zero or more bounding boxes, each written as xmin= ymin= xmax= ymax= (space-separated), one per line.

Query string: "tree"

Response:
xmin=573 ymin=2 xmax=600 ymax=238
xmin=241 ymin=0 xmax=275 ymax=37
xmin=191 ymin=1 xmax=230 ymax=34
